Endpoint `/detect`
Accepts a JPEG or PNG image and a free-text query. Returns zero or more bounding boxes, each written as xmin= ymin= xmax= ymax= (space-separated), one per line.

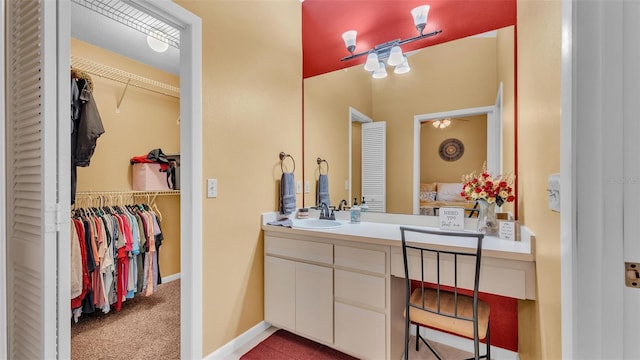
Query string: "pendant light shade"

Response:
xmin=411 ymin=5 xmax=430 ymax=34
xmin=372 ymin=61 xmax=388 ymax=79
xmin=341 ymin=30 xmax=357 ymax=54
xmin=364 ymin=52 xmax=380 ymax=71
xmin=394 ymin=56 xmax=411 ymax=74
xmin=387 ymin=45 xmax=404 ymax=66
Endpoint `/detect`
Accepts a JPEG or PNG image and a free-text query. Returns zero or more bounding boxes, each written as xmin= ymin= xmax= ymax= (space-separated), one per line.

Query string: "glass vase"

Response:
xmin=476 ymin=199 xmax=498 ymax=235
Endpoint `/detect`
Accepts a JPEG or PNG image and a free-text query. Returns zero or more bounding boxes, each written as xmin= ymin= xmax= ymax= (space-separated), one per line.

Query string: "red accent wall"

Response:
xmin=302 ymin=0 xmax=517 ymax=78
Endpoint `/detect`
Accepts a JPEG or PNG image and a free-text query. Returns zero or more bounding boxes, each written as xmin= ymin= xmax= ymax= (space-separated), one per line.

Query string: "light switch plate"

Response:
xmin=207 ymin=178 xmax=218 ymax=198
xmin=296 ymin=181 xmax=301 ymax=194
xmin=345 ymin=180 xmax=349 ymax=190
xmin=304 ymin=180 xmax=310 ymax=193
xmin=548 ymin=173 xmax=560 ymax=212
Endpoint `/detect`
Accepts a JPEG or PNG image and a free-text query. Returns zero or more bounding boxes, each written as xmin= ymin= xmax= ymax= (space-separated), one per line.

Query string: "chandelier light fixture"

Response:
xmin=340 ymin=5 xmax=441 ymax=78
xmin=432 ymin=118 xmax=452 ymax=129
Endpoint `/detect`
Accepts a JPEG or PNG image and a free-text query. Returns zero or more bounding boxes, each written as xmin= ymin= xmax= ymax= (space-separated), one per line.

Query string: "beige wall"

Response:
xmin=175 ymin=0 xmax=302 ymax=355
xmin=516 ymin=0 xmax=562 ymax=358
xmin=71 ymin=38 xmax=181 ymax=278
xmin=303 ymin=68 xmax=372 ymax=207
xmin=420 ymin=115 xmax=487 ymax=183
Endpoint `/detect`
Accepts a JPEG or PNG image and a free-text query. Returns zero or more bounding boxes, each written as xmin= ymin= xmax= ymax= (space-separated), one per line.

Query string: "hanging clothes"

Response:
xmin=70 ymin=68 xmax=105 ymax=204
xmin=70 ymin=203 xmax=164 ymax=322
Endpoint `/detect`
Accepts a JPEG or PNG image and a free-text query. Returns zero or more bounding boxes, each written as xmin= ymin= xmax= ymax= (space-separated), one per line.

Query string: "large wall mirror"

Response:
xmin=303 ymin=26 xmax=516 ymax=217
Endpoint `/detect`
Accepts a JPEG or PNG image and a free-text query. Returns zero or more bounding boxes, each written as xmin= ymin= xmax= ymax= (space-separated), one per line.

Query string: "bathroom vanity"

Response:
xmin=261 ymin=211 xmax=535 ymax=359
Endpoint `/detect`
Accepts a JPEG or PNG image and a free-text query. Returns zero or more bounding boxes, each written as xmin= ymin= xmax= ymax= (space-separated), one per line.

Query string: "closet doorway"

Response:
xmin=64 ymin=1 xmax=202 ymax=359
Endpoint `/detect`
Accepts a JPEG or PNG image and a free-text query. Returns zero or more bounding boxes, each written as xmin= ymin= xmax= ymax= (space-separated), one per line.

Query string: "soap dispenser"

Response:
xmin=350 ymin=200 xmax=361 ymax=224
xmin=361 ymin=197 xmax=368 ymax=212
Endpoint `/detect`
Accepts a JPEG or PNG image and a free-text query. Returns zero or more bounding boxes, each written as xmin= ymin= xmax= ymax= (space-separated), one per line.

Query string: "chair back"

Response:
xmin=400 ymin=226 xmax=484 ymax=328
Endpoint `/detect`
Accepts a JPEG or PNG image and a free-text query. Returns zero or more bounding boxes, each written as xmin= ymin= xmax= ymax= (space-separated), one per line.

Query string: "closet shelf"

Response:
xmin=75 ymin=190 xmax=180 ymax=197
xmin=70 ymin=0 xmax=180 ymax=49
xmin=71 ymin=55 xmax=180 ymax=99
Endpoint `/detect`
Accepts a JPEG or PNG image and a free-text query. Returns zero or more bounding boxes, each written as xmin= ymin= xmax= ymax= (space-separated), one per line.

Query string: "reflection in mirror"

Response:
xmin=304 ymin=26 xmax=515 ymax=217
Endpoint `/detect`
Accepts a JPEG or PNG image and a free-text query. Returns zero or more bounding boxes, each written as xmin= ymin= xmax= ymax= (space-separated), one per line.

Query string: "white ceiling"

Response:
xmin=70 ymin=1 xmax=180 ymax=75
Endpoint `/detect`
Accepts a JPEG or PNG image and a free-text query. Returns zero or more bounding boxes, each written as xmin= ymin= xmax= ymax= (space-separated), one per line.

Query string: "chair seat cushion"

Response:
xmin=408 ymin=288 xmax=490 ymax=340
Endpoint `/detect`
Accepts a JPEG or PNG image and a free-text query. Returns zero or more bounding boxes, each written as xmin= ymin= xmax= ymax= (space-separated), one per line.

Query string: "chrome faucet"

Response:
xmin=337 ymin=199 xmax=348 ymax=211
xmin=319 ymin=202 xmax=335 ymax=220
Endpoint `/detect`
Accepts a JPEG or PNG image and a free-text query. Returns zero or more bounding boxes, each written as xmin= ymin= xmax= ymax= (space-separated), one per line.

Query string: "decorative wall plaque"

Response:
xmin=439 ymin=138 xmax=464 ymax=161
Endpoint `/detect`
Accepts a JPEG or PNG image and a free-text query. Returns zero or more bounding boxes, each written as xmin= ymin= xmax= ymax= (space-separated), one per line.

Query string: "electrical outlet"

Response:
xmin=207 ymin=178 xmax=218 ymax=198
xmin=345 ymin=180 xmax=349 ymax=190
xmin=304 ymin=180 xmax=310 ymax=193
xmin=296 ymin=181 xmax=302 ymax=194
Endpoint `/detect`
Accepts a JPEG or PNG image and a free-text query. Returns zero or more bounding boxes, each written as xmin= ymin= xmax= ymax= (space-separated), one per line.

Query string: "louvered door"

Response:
xmin=361 ymin=121 xmax=386 ymax=212
xmin=5 ymin=0 xmax=69 ymax=358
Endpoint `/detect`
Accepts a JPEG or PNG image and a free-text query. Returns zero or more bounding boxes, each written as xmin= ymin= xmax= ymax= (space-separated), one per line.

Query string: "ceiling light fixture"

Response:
xmin=147 ymin=30 xmax=169 ymax=53
xmin=340 ymin=5 xmax=442 ymax=78
xmin=432 ymin=118 xmax=452 ymax=129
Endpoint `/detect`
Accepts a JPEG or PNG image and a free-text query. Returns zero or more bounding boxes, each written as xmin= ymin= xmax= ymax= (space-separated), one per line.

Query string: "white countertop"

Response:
xmin=262 ymin=210 xmax=535 ymax=262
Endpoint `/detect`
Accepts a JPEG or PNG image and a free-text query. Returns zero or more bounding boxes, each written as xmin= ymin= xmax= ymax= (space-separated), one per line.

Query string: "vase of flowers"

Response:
xmin=461 ymin=162 xmax=515 ymax=235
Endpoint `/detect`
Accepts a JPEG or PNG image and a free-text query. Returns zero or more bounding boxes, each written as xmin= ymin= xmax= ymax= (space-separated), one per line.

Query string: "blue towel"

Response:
xmin=280 ymin=172 xmax=296 ymax=215
xmin=317 ymin=174 xmax=330 ymax=207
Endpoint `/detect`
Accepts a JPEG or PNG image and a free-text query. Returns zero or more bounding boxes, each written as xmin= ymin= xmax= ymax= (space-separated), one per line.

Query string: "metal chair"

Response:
xmin=400 ymin=226 xmax=490 ymax=360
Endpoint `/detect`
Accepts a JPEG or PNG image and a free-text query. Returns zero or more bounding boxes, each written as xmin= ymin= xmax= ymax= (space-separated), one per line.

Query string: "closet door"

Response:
xmin=361 ymin=121 xmax=386 ymax=212
xmin=5 ymin=0 xmax=69 ymax=358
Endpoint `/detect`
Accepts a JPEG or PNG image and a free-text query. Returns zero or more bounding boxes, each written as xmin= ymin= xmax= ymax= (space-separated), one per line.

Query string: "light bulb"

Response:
xmin=147 ymin=30 xmax=169 ymax=53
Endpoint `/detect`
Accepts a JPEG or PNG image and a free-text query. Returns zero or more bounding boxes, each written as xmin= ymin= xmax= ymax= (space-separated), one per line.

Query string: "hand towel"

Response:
xmin=280 ymin=172 xmax=296 ymax=215
xmin=317 ymin=174 xmax=330 ymax=207
xmin=267 ymin=218 xmax=293 ymax=228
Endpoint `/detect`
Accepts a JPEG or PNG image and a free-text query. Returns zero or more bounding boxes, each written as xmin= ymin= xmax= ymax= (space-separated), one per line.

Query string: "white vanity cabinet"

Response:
xmin=264 ymin=235 xmax=334 ymax=344
xmin=333 ymin=244 xmax=389 ymax=360
xmin=264 ymin=231 xmax=392 ymax=359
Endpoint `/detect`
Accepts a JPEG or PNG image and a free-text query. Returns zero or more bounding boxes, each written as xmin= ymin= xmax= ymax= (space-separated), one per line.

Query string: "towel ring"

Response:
xmin=317 ymin=157 xmax=329 ymax=175
xmin=279 ymin=152 xmax=296 ymax=173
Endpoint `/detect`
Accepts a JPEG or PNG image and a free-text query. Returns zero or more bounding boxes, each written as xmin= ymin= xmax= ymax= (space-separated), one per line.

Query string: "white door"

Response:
xmin=569 ymin=0 xmax=640 ymax=357
xmin=361 ymin=121 xmax=386 ymax=212
xmin=5 ymin=0 xmax=70 ymax=358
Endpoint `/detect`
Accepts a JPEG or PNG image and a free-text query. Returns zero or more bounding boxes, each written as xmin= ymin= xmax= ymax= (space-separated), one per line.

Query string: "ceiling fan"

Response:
xmin=430 ymin=117 xmax=470 ymax=129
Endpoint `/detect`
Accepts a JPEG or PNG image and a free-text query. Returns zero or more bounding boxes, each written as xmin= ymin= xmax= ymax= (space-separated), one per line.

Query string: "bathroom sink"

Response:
xmin=293 ymin=219 xmax=345 ymax=229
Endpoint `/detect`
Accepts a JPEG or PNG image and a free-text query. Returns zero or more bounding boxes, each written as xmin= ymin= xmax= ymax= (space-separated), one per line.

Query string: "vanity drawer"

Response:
xmin=265 ymin=236 xmax=333 ymax=265
xmin=334 ymin=245 xmax=386 ymax=274
xmin=335 ymin=269 xmax=385 ymax=310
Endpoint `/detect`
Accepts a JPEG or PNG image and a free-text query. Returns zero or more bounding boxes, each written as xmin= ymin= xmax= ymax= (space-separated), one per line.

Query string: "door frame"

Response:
xmin=412 ymin=98 xmax=502 ymax=215
xmin=1 ymin=1 xmax=203 ymax=358
xmin=134 ymin=2 xmax=204 ymax=358
xmin=0 ymin=0 xmax=6 ymax=357
xmin=348 ymin=107 xmax=373 ymax=206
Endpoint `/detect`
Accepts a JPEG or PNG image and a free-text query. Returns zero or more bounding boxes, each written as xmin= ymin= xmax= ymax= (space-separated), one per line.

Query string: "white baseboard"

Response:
xmin=204 ymin=321 xmax=271 ymax=360
xmin=161 ymin=273 xmax=181 ymax=283
xmin=414 ymin=327 xmax=520 ymax=360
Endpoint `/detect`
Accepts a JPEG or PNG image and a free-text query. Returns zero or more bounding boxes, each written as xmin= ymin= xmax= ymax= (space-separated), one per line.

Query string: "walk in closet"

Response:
xmin=69 ymin=1 xmax=181 ymax=358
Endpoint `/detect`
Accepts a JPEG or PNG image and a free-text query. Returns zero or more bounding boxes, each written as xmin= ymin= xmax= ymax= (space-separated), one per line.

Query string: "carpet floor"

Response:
xmin=71 ymin=279 xmax=180 ymax=360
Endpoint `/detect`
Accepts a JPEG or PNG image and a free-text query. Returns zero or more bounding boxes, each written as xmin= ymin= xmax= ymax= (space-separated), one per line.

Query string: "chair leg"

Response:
xmin=485 ymin=323 xmax=491 ymax=360
xmin=404 ymin=311 xmax=410 ymax=359
xmin=415 ymin=323 xmax=420 ymax=351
